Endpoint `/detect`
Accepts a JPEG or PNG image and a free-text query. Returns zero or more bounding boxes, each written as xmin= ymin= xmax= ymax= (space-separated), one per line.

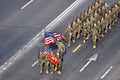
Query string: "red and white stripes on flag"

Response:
xmin=53 ymin=33 xmax=62 ymax=41
xmin=45 ymin=37 xmax=54 ymax=45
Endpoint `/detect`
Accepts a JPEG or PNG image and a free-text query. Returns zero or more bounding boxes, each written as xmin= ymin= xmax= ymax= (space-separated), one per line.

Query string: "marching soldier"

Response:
xmin=49 ymin=52 xmax=55 ymax=74
xmin=56 ymin=40 xmax=65 ymax=75
xmin=92 ymin=24 xmax=98 ymax=48
xmin=94 ymin=1 xmax=100 ymax=10
xmin=117 ymin=0 xmax=120 ymax=13
xmin=86 ymin=18 xmax=91 ymax=40
xmin=57 ymin=58 xmax=62 ymax=75
xmin=65 ymin=25 xmax=73 ymax=47
xmin=111 ymin=7 xmax=118 ymax=25
xmin=76 ymin=17 xmax=82 ymax=38
xmin=101 ymin=2 xmax=109 ymax=16
xmin=84 ymin=11 xmax=89 ymax=19
xmin=98 ymin=0 xmax=104 ymax=8
xmin=72 ymin=20 xmax=77 ymax=43
xmin=101 ymin=17 xmax=105 ymax=37
xmin=112 ymin=4 xmax=119 ymax=22
xmin=97 ymin=20 xmax=102 ymax=40
xmin=104 ymin=13 xmax=109 ymax=33
xmin=38 ymin=50 xmax=49 ymax=74
xmin=81 ymin=13 xmax=86 ymax=24
xmin=56 ymin=40 xmax=65 ymax=60
xmin=87 ymin=6 xmax=93 ymax=16
xmin=82 ymin=22 xmax=87 ymax=43
xmin=90 ymin=15 xmax=95 ymax=29
xmin=108 ymin=10 xmax=113 ymax=29
xmin=94 ymin=11 xmax=100 ymax=21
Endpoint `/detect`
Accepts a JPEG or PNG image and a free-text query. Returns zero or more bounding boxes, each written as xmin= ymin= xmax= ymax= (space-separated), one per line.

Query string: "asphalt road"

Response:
xmin=0 ymin=0 xmax=120 ymax=80
xmin=0 ymin=0 xmax=30 ymax=24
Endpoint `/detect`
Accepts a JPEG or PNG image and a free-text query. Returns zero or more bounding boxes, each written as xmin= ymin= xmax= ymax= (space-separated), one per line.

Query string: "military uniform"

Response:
xmin=104 ymin=13 xmax=109 ymax=33
xmin=117 ymin=0 xmax=120 ymax=13
xmin=86 ymin=19 xmax=91 ymax=40
xmin=111 ymin=7 xmax=117 ymax=25
xmin=66 ymin=25 xmax=73 ymax=47
xmin=87 ymin=7 xmax=93 ymax=16
xmin=97 ymin=20 xmax=102 ymax=40
xmin=49 ymin=52 xmax=55 ymax=74
xmin=81 ymin=14 xmax=86 ymax=24
xmin=101 ymin=2 xmax=109 ymax=17
xmin=94 ymin=11 xmax=100 ymax=21
xmin=39 ymin=51 xmax=49 ymax=74
xmin=90 ymin=15 xmax=95 ymax=29
xmin=113 ymin=4 xmax=119 ymax=23
xmin=82 ymin=22 xmax=87 ymax=43
xmin=101 ymin=17 xmax=105 ymax=37
xmin=76 ymin=17 xmax=82 ymax=38
xmin=107 ymin=10 xmax=113 ymax=29
xmin=56 ymin=41 xmax=65 ymax=60
xmin=57 ymin=59 xmax=62 ymax=75
xmin=91 ymin=26 xmax=98 ymax=49
xmin=72 ymin=20 xmax=77 ymax=43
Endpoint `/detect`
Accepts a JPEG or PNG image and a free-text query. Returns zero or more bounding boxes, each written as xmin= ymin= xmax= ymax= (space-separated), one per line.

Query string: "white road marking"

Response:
xmin=80 ymin=53 xmax=98 ymax=72
xmin=80 ymin=60 xmax=91 ymax=72
xmin=101 ymin=66 xmax=113 ymax=79
xmin=21 ymin=0 xmax=34 ymax=9
xmin=0 ymin=0 xmax=85 ymax=75
xmin=32 ymin=61 xmax=38 ymax=67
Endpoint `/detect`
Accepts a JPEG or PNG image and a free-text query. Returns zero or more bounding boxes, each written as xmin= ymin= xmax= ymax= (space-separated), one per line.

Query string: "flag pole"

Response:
xmin=44 ymin=29 xmax=48 ymax=51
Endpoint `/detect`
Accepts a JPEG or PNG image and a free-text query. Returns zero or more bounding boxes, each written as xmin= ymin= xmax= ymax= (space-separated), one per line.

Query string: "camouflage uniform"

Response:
xmin=117 ymin=0 xmax=120 ymax=13
xmin=39 ymin=51 xmax=49 ymax=74
xmin=94 ymin=11 xmax=100 ymax=21
xmin=112 ymin=4 xmax=119 ymax=23
xmin=49 ymin=52 xmax=55 ymax=74
xmin=111 ymin=7 xmax=117 ymax=25
xmin=98 ymin=0 xmax=104 ymax=5
xmin=81 ymin=14 xmax=86 ymax=24
xmin=87 ymin=7 xmax=93 ymax=16
xmin=97 ymin=20 xmax=102 ymax=40
xmin=91 ymin=26 xmax=98 ymax=49
xmin=82 ymin=22 xmax=87 ymax=43
xmin=56 ymin=41 xmax=65 ymax=60
xmin=107 ymin=10 xmax=113 ymax=29
xmin=66 ymin=25 xmax=73 ymax=47
xmin=76 ymin=17 xmax=82 ymax=38
xmin=55 ymin=48 xmax=63 ymax=75
xmin=101 ymin=17 xmax=106 ymax=37
xmin=84 ymin=11 xmax=89 ymax=19
xmin=90 ymin=15 xmax=95 ymax=29
xmin=101 ymin=2 xmax=109 ymax=17
xmin=104 ymin=13 xmax=109 ymax=33
xmin=57 ymin=58 xmax=62 ymax=75
xmin=50 ymin=62 xmax=55 ymax=74
xmin=94 ymin=1 xmax=100 ymax=10
xmin=86 ymin=19 xmax=91 ymax=40
xmin=72 ymin=20 xmax=77 ymax=43
xmin=91 ymin=4 xmax=95 ymax=12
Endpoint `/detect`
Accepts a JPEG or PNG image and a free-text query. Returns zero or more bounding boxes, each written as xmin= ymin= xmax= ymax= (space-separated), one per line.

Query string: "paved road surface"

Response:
xmin=0 ymin=0 xmax=120 ymax=80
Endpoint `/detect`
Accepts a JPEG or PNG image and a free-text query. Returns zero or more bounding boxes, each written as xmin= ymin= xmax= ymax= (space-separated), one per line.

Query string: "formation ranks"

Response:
xmin=65 ymin=0 xmax=120 ymax=49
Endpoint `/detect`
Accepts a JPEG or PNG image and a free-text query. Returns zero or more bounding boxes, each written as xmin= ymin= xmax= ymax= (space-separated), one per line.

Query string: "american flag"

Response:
xmin=45 ymin=32 xmax=55 ymax=45
xmin=45 ymin=32 xmax=66 ymax=45
xmin=53 ymin=33 xmax=62 ymax=41
xmin=45 ymin=37 xmax=54 ymax=45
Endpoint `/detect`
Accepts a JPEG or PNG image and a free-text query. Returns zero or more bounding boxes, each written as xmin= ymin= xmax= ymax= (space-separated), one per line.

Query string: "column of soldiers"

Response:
xmin=38 ymin=40 xmax=65 ymax=75
xmin=66 ymin=0 xmax=120 ymax=48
